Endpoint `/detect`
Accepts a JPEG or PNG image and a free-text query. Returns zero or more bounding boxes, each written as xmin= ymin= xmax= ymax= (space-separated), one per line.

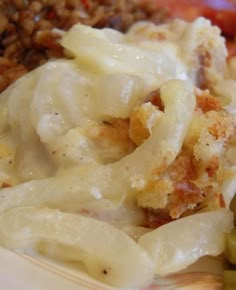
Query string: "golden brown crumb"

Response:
xmin=146 ymin=89 xmax=164 ymax=111
xmin=138 ymin=89 xmax=236 ymax=227
xmin=208 ymin=111 xmax=235 ymax=140
xmin=137 ymin=179 xmax=173 ymax=210
xmin=143 ymin=208 xmax=173 ymax=229
xmin=196 ymin=90 xmax=222 ymax=113
xmin=129 ymin=102 xmax=162 ymax=145
xmin=205 ymin=156 xmax=219 ymax=177
xmin=169 ymin=180 xmax=205 ymax=219
xmin=168 ymin=154 xmax=197 ymax=182
xmin=129 ymin=108 xmax=151 ymax=146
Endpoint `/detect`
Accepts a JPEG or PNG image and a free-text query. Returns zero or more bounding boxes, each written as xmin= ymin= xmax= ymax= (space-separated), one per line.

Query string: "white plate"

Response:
xmin=0 ymin=246 xmax=223 ymax=290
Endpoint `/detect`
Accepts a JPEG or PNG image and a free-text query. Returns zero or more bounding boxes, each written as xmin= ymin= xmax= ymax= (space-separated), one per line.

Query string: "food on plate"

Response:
xmin=0 ymin=0 xmax=168 ymax=93
xmin=0 ymin=16 xmax=236 ymax=288
xmin=1 ymin=0 xmax=236 ymax=94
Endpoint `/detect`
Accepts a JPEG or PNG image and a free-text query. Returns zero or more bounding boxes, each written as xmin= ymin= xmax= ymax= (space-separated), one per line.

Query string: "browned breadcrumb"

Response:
xmin=168 ymin=154 xmax=197 ymax=182
xmin=205 ymin=156 xmax=219 ymax=178
xmin=196 ymin=90 xmax=222 ymax=113
xmin=129 ymin=108 xmax=151 ymax=146
xmin=129 ymin=102 xmax=162 ymax=145
xmin=207 ymin=111 xmax=235 ymax=140
xmin=169 ymin=180 xmax=205 ymax=219
xmin=137 ymin=89 xmax=236 ymax=225
xmin=143 ymin=208 xmax=173 ymax=228
xmin=136 ymin=179 xmax=173 ymax=210
xmin=146 ymin=89 xmax=164 ymax=111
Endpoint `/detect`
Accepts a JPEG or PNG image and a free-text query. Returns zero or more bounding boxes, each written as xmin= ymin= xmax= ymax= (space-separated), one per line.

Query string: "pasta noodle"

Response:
xmin=0 ymin=207 xmax=154 ymax=288
xmin=0 ymin=79 xmax=195 ymax=214
xmin=139 ymin=208 xmax=233 ymax=276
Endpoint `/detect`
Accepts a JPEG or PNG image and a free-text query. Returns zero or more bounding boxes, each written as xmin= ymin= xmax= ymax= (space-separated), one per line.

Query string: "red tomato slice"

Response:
xmin=203 ymin=4 xmax=236 ymax=37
